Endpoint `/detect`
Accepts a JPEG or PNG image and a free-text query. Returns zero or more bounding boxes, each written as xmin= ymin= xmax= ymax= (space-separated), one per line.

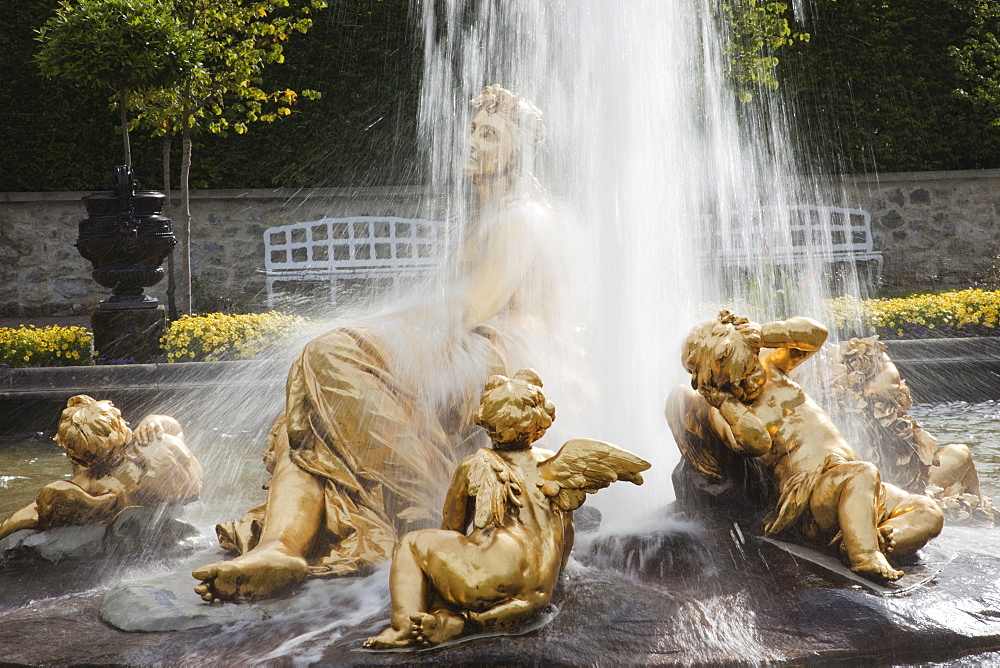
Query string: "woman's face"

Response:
xmin=465 ymin=109 xmax=517 ymax=180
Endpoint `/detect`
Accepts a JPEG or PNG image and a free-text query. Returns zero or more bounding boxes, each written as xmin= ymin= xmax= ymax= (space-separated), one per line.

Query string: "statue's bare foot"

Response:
xmin=410 ymin=611 xmax=465 ymax=646
xmin=850 ymin=550 xmax=903 ymax=582
xmin=877 ymin=524 xmax=896 ymax=555
xmin=363 ymin=626 xmax=414 ymax=649
xmin=192 ymin=547 xmax=308 ymax=603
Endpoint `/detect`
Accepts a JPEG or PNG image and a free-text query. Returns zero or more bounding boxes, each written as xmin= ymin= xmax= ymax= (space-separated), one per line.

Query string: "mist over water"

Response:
xmin=414 ymin=0 xmax=863 ymax=513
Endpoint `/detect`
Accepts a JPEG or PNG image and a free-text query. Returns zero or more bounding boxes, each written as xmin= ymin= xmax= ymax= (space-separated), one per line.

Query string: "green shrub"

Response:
xmin=162 ymin=311 xmax=306 ymax=362
xmin=0 ymin=325 xmax=94 ymax=367
xmin=826 ymin=289 xmax=1000 ymax=339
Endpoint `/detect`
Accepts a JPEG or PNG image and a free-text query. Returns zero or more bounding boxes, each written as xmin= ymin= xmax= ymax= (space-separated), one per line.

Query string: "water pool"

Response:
xmin=2 ymin=401 xmax=999 ymax=520
xmin=910 ymin=400 xmax=1000 ymax=499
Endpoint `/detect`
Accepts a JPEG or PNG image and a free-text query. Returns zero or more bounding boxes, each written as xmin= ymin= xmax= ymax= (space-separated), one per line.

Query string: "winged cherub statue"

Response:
xmin=363 ymin=369 xmax=650 ymax=649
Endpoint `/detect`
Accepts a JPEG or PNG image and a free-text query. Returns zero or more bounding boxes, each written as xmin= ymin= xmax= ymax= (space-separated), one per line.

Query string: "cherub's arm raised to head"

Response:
xmin=760 ymin=317 xmax=828 ymax=374
xmin=133 ymin=415 xmax=184 ymax=445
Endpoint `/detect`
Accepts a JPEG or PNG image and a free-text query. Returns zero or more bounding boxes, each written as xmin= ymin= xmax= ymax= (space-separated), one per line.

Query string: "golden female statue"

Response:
xmin=194 ymin=85 xmax=557 ymax=602
xmin=0 ymin=395 xmax=202 ymax=540
xmin=666 ymin=312 xmax=943 ymax=581
xmin=364 ymin=369 xmax=649 ymax=649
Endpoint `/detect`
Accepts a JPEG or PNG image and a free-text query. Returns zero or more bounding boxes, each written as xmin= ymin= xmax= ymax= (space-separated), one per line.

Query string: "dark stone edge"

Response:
xmin=0 ymin=338 xmax=995 ymax=408
xmin=0 ymin=358 xmax=289 ymax=399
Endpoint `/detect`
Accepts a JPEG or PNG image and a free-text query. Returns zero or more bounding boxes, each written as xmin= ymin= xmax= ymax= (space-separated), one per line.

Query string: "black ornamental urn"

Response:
xmin=78 ymin=166 xmax=175 ymax=362
xmin=77 ymin=165 xmax=176 ymax=309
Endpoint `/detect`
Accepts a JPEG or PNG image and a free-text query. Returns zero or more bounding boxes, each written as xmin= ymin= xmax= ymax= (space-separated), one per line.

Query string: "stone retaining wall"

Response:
xmin=0 ymin=187 xmax=440 ymax=317
xmin=4 ymin=169 xmax=1000 ymax=317
xmin=842 ymin=169 xmax=1000 ymax=291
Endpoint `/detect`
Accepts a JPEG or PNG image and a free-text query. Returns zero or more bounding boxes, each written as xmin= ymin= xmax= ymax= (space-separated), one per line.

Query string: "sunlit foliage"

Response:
xmin=161 ymin=311 xmax=307 ymax=362
xmin=827 ymin=289 xmax=1000 ymax=339
xmin=0 ymin=325 xmax=93 ymax=368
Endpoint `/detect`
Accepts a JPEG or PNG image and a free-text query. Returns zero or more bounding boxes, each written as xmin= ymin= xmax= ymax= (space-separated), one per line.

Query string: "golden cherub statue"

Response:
xmin=835 ymin=335 xmax=994 ymax=524
xmin=666 ymin=312 xmax=943 ymax=581
xmin=0 ymin=395 xmax=203 ymax=541
xmin=363 ymin=369 xmax=650 ymax=649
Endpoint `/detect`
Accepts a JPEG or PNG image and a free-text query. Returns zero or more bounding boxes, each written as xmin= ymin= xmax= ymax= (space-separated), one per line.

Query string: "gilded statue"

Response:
xmin=0 ymin=395 xmax=203 ymax=541
xmin=835 ymin=335 xmax=994 ymax=524
xmin=666 ymin=311 xmax=943 ymax=581
xmin=194 ymin=85 xmax=559 ymax=602
xmin=364 ymin=369 xmax=650 ymax=649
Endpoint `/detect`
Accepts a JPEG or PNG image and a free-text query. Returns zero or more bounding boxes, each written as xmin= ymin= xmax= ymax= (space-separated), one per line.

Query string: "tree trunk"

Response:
xmin=163 ymin=134 xmax=178 ymax=320
xmin=119 ymin=88 xmax=131 ymax=168
xmin=178 ymin=118 xmax=193 ymax=315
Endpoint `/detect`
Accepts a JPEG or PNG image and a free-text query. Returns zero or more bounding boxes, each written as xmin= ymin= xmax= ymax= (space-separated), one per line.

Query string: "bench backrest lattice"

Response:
xmin=708 ymin=205 xmax=882 ymax=281
xmin=785 ymin=205 xmax=875 ymax=256
xmin=263 ymin=216 xmax=446 ymax=306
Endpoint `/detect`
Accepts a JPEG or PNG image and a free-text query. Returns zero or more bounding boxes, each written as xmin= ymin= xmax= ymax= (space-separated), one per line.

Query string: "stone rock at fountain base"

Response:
xmin=0 ymin=525 xmax=106 ymax=567
xmin=100 ymin=548 xmax=380 ymax=632
xmin=101 ymin=506 xmax=607 ymax=635
xmin=313 ymin=519 xmax=1000 ymax=665
xmin=0 ymin=506 xmax=201 ymax=570
xmin=6 ymin=513 xmax=1000 ymax=663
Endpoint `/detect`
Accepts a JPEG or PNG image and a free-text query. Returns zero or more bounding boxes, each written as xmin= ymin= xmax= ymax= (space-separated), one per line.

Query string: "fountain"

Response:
xmin=3 ymin=0 xmax=1000 ymax=664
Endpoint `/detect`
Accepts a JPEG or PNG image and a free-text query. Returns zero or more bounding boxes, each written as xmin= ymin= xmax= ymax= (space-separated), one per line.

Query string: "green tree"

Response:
xmin=720 ymin=0 xmax=810 ymax=100
xmin=35 ymin=0 xmax=202 ymax=168
xmin=775 ymin=0 xmax=1000 ymax=174
xmin=130 ymin=0 xmax=326 ymax=316
xmin=953 ymin=1 xmax=1000 ymax=126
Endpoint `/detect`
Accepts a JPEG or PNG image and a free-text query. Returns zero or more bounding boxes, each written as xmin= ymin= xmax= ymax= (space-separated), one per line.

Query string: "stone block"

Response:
xmin=932 ymin=224 xmax=957 ymax=239
xmin=909 ymin=188 xmax=931 ymax=204
xmin=880 ymin=211 xmax=904 ymax=229
xmin=53 ymin=278 xmax=93 ymax=299
xmin=19 ymin=283 xmax=48 ymax=303
xmin=25 ymin=268 xmax=47 ymax=283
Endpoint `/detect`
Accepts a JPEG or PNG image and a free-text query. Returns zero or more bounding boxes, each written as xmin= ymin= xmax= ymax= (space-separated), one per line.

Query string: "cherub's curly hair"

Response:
xmin=682 ymin=311 xmax=763 ymax=394
xmin=54 ymin=395 xmax=131 ymax=472
xmin=470 ymin=84 xmax=546 ymax=150
xmin=475 ymin=368 xmax=556 ymax=449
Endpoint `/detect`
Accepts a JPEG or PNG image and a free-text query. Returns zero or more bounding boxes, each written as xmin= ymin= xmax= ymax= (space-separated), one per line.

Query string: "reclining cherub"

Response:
xmin=0 ymin=395 xmax=203 ymax=540
xmin=364 ymin=369 xmax=650 ymax=649
xmin=666 ymin=311 xmax=943 ymax=581
xmin=835 ymin=335 xmax=993 ymax=523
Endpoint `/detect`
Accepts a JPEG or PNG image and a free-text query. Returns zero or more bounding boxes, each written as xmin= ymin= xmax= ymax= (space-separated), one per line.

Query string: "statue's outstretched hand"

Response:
xmin=706 ymin=393 xmax=772 ymax=457
xmin=698 ymin=386 xmax=728 ymax=409
xmin=133 ymin=419 xmax=165 ymax=445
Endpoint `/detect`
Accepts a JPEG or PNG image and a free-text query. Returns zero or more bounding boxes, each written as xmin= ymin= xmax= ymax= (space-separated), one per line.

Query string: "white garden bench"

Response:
xmin=263 ymin=216 xmax=446 ymax=307
xmin=708 ymin=205 xmax=883 ymax=282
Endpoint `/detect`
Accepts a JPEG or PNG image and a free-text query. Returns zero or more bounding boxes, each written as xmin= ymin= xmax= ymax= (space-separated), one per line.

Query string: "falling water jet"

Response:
xmin=413 ymin=0 xmax=864 ymax=520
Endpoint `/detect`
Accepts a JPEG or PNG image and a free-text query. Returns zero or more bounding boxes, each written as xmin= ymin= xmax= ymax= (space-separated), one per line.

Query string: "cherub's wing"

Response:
xmin=537 ymin=438 xmax=651 ymax=511
xmin=465 ymin=448 xmax=525 ymax=530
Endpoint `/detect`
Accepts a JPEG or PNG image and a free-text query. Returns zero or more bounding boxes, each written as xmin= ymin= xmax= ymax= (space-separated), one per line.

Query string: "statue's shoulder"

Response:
xmin=494 ymin=197 xmax=553 ymax=229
